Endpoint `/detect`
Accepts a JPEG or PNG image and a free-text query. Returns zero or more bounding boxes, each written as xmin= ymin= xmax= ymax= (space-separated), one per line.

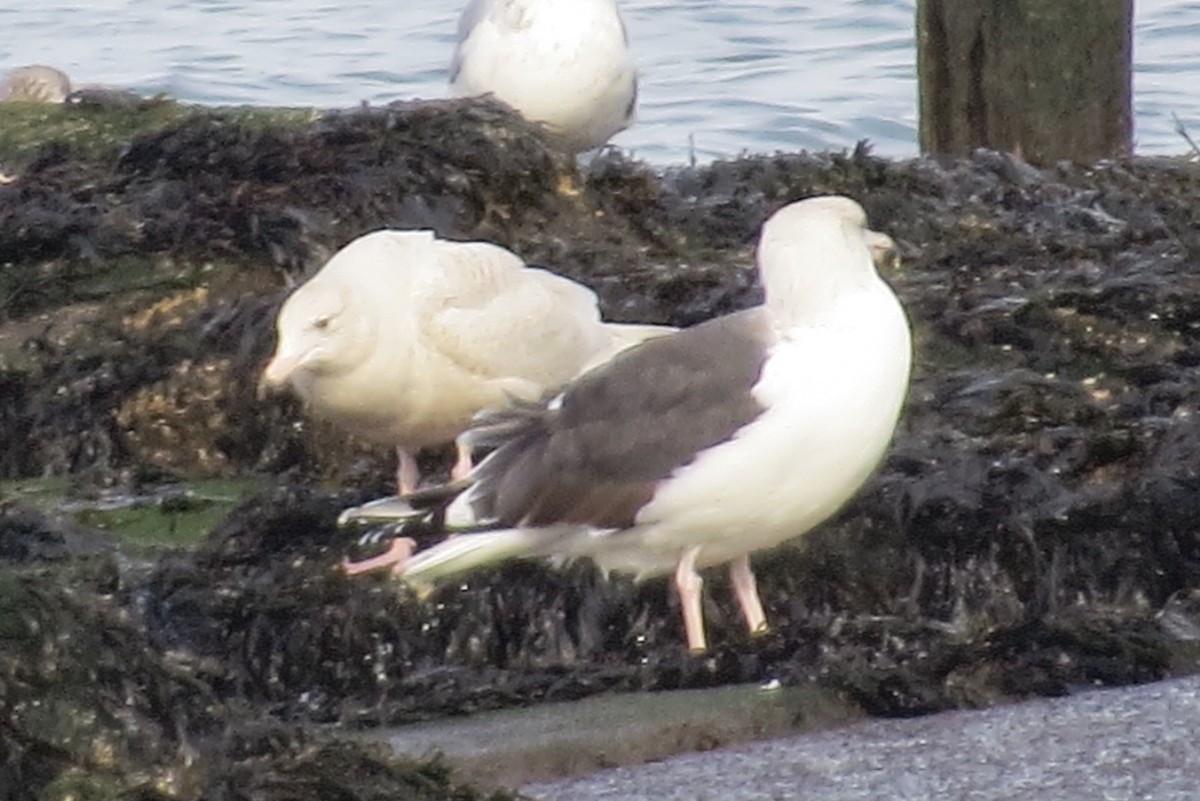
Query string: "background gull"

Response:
xmin=450 ymin=0 xmax=638 ymax=153
xmin=0 ymin=65 xmax=71 ymax=103
xmin=342 ymin=196 xmax=913 ymax=652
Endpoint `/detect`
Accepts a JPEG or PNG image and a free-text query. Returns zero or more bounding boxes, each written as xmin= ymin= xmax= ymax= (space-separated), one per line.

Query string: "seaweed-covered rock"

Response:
xmin=0 ymin=509 xmax=522 ymax=801
xmin=0 ymin=565 xmax=219 ymax=799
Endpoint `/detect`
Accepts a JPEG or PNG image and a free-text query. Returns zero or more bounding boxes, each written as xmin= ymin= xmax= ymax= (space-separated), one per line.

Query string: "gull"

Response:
xmin=0 ymin=65 xmax=71 ymax=104
xmin=262 ymin=230 xmax=670 ymax=495
xmin=339 ymin=197 xmax=913 ymax=652
xmin=450 ymin=0 xmax=638 ymax=153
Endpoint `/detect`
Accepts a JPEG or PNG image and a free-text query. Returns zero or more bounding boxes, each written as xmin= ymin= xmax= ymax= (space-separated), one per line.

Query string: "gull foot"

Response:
xmin=340 ymin=537 xmax=417 ymax=576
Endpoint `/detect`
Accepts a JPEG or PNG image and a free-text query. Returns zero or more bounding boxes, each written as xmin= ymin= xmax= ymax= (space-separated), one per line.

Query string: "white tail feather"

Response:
xmin=337 ymin=495 xmax=422 ymax=526
xmin=402 ymin=528 xmax=547 ymax=586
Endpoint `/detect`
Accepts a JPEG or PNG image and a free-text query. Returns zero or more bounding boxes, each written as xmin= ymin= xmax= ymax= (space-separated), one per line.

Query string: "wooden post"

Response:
xmin=917 ymin=0 xmax=1132 ymax=165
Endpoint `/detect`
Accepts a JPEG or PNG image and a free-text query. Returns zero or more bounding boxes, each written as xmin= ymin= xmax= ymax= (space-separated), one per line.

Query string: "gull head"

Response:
xmin=757 ymin=196 xmax=890 ymax=325
xmin=261 ymin=280 xmax=369 ymax=392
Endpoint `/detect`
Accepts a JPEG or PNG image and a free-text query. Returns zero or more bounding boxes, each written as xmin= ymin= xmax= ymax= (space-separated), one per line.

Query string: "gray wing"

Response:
xmin=466 ymin=309 xmax=774 ymax=528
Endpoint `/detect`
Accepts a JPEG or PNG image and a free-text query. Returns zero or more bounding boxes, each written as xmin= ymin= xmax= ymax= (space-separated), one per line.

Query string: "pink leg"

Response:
xmin=674 ymin=545 xmax=707 ymax=653
xmin=341 ymin=537 xmax=417 ymax=576
xmin=450 ymin=438 xmax=474 ymax=481
xmin=396 ymin=447 xmax=420 ymax=495
xmin=730 ymin=554 xmax=768 ymax=635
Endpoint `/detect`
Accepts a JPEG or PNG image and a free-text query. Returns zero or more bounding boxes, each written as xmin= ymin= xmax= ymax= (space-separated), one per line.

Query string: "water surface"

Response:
xmin=2 ymin=1 xmax=1194 ymax=164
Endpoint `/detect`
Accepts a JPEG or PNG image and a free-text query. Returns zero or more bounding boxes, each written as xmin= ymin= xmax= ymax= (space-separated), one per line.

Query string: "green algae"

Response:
xmin=0 ymin=477 xmax=265 ymax=551
xmin=0 ymin=101 xmax=316 ymax=166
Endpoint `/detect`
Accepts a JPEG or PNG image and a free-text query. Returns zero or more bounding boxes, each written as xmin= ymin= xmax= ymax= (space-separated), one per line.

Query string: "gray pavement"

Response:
xmin=525 ymin=675 xmax=1200 ymax=801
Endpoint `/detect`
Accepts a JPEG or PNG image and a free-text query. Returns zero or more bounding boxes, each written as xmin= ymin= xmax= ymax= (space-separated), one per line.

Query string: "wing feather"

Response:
xmin=412 ymin=241 xmax=608 ymax=394
xmin=465 ymin=309 xmax=775 ymax=528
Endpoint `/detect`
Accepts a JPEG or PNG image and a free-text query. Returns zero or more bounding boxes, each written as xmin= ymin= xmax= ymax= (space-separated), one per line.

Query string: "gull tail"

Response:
xmin=462 ymin=402 xmax=547 ymax=452
xmin=401 ymin=528 xmax=552 ymax=589
xmin=338 ymin=495 xmax=424 ymax=526
xmin=337 ymin=479 xmax=473 ymax=526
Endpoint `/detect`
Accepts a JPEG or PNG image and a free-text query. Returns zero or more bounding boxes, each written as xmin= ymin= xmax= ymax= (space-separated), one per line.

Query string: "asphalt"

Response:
xmin=524 ymin=675 xmax=1200 ymax=801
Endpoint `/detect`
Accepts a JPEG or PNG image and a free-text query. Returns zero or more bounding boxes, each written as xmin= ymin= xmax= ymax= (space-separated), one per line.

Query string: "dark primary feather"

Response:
xmin=467 ymin=309 xmax=774 ymax=528
xmin=624 ymin=77 xmax=638 ymax=123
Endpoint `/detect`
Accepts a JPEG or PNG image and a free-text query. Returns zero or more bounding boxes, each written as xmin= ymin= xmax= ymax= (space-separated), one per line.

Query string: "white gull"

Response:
xmin=450 ymin=0 xmax=638 ymax=153
xmin=262 ymin=229 xmax=670 ymax=502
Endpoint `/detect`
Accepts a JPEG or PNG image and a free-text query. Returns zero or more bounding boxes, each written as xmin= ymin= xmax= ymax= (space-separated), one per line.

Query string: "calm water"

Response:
xmin=1 ymin=0 xmax=1197 ymax=165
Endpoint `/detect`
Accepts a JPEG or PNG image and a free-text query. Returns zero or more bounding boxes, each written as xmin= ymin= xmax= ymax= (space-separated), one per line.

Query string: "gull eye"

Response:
xmin=312 ymin=314 xmax=333 ymax=331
